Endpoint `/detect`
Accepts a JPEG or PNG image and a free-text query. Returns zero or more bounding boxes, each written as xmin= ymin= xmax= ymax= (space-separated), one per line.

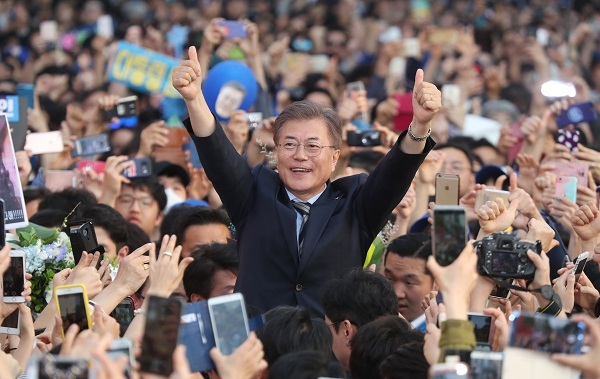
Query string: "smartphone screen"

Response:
xmin=468 ymin=313 xmax=493 ymax=345
xmin=3 ymin=255 xmax=25 ymax=302
xmin=112 ymin=298 xmax=135 ymax=336
xmin=209 ymin=295 xmax=250 ymax=355
xmin=555 ymin=102 xmax=598 ymax=128
xmin=0 ymin=199 xmax=4 ymax=248
xmin=140 ymin=296 xmax=182 ymax=376
xmin=432 ymin=206 xmax=467 ymax=266
xmin=57 ymin=291 xmax=90 ymax=333
xmin=509 ymin=312 xmax=585 ymax=354
xmin=1 ymin=308 xmax=19 ymax=330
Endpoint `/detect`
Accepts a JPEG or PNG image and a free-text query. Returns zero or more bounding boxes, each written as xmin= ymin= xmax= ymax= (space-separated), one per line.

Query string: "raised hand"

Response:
xmin=477 ymin=197 xmax=519 ymax=235
xmin=172 ymin=46 xmax=203 ymax=102
xmin=571 ymin=201 xmax=600 ymax=242
xmin=411 ymin=69 xmax=442 ymax=130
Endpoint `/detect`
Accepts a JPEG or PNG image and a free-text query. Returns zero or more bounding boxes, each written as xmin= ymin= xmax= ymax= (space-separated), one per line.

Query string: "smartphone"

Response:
xmin=346 ymin=81 xmax=365 ymax=96
xmin=429 ymin=362 xmax=470 ymax=378
xmin=555 ymin=102 xmax=598 ymax=128
xmin=429 ymin=29 xmax=459 ymax=45
xmin=122 ymin=158 xmax=152 ymax=178
xmin=572 ymin=251 xmax=589 ymax=282
xmin=108 ymin=338 xmax=134 ymax=377
xmin=29 ymin=356 xmax=91 ymax=379
xmin=507 ymin=121 xmax=525 ymax=163
xmin=435 ymin=173 xmax=460 ymax=206
xmin=432 ymin=206 xmax=468 ymax=266
xmin=309 ymin=54 xmax=329 ymax=74
xmin=552 ymin=161 xmax=588 ymax=188
xmin=66 ymin=220 xmax=102 ymax=266
xmin=111 ymin=297 xmax=135 ymax=337
xmin=246 ymin=112 xmax=263 ymax=130
xmin=392 ymin=93 xmax=414 ymax=132
xmin=55 ymin=284 xmax=92 ymax=336
xmin=188 ymin=143 xmax=203 ymax=169
xmin=0 ymin=198 xmax=4 ymax=248
xmin=16 ymin=83 xmax=35 ymax=109
xmin=162 ymin=128 xmax=190 ymax=148
xmin=475 ymin=189 xmax=510 ymax=211
xmin=72 ymin=134 xmax=111 ymax=157
xmin=509 ymin=311 xmax=586 ymax=354
xmin=468 ymin=313 xmax=495 ymax=347
xmin=139 ymin=295 xmax=183 ymax=376
xmin=0 ymin=308 xmax=20 ymax=335
xmin=536 ymin=28 xmax=550 ymax=47
xmin=103 ymin=96 xmax=138 ymax=122
xmin=44 ymin=170 xmax=84 ymax=192
xmin=77 ymin=160 xmax=106 ymax=174
xmin=388 ymin=56 xmax=407 ymax=77
xmin=346 ymin=82 xmax=370 ymax=129
xmin=3 ymin=250 xmax=26 ymax=303
xmin=403 ymin=38 xmax=421 ymax=58
xmin=347 ymin=130 xmax=382 ymax=147
xmin=556 ymin=129 xmax=581 ymax=153
xmin=24 ymin=131 xmax=64 ymax=155
xmin=470 ymin=351 xmax=503 ymax=379
xmin=555 ymin=176 xmax=578 ymax=204
xmin=208 ymin=293 xmax=250 ymax=355
xmin=40 ymin=20 xmax=58 ymax=43
xmin=97 ymin=14 xmax=114 ymax=39
xmin=218 ymin=20 xmax=247 ymax=39
xmin=442 ymin=84 xmax=461 ymax=108
xmin=379 ymin=26 xmax=402 ymax=43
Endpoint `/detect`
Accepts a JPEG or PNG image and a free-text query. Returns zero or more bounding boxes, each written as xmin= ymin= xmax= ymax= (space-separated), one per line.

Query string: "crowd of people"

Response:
xmin=2 ymin=0 xmax=600 ymax=378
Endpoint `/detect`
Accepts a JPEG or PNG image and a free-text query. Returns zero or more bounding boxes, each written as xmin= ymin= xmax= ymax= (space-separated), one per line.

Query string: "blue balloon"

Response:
xmin=202 ymin=60 xmax=258 ymax=121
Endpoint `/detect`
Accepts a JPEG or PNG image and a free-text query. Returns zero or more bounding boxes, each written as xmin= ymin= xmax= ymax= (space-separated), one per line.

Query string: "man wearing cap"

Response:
xmin=172 ymin=46 xmax=441 ymax=316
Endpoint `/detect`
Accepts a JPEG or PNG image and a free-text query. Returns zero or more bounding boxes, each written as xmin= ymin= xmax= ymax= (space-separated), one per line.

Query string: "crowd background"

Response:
xmin=2 ymin=0 xmax=600 ymax=378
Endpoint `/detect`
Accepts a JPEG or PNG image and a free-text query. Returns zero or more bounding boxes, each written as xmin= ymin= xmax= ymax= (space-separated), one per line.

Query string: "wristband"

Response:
xmin=407 ymin=123 xmax=431 ymax=141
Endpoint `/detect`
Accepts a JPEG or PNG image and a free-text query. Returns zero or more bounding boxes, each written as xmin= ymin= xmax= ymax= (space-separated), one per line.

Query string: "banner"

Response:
xmin=109 ymin=41 xmax=181 ymax=98
xmin=0 ymin=114 xmax=28 ymax=229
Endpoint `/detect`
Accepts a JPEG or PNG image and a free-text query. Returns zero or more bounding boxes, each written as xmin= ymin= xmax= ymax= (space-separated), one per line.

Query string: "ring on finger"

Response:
xmin=143 ymin=263 xmax=149 ymax=270
xmin=163 ymin=251 xmax=173 ymax=257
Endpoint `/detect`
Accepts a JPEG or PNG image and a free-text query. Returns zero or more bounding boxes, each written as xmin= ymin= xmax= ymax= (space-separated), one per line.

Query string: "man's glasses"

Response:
xmin=277 ymin=142 xmax=336 ymax=157
xmin=116 ymin=195 xmax=155 ymax=209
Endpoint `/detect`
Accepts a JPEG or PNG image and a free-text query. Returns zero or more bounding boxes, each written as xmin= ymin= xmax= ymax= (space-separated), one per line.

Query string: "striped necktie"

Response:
xmin=292 ymin=201 xmax=311 ymax=258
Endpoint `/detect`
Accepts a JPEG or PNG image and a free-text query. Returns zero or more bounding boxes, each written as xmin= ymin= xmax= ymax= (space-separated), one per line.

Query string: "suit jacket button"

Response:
xmin=295 ymin=284 xmax=303 ymax=292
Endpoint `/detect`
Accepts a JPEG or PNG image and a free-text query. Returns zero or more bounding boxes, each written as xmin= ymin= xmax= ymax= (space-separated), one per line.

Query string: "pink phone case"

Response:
xmin=551 ymin=161 xmax=588 ymax=188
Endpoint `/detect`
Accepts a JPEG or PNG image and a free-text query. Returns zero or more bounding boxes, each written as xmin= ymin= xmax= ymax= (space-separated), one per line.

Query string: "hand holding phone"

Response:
xmin=572 ymin=251 xmax=589 ymax=282
xmin=208 ymin=293 xmax=250 ymax=355
xmin=435 ymin=173 xmax=460 ymax=206
xmin=122 ymin=158 xmax=152 ymax=178
xmin=217 ymin=21 xmax=248 ymax=39
xmin=3 ymin=251 xmax=26 ymax=303
xmin=432 ymin=206 xmax=468 ymax=266
xmin=555 ymin=102 xmax=597 ymax=128
xmin=55 ymin=284 xmax=93 ymax=336
xmin=140 ymin=296 xmax=182 ymax=376
xmin=72 ymin=134 xmax=111 ymax=157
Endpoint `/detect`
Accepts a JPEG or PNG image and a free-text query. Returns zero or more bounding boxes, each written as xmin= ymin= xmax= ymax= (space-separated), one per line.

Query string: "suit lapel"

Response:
xmin=275 ymin=184 xmax=300 ymax=264
xmin=297 ymin=184 xmax=341 ymax=274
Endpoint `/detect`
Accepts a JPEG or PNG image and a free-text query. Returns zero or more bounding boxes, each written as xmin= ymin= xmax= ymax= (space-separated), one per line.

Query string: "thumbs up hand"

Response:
xmin=412 ymin=68 xmax=442 ymax=131
xmin=173 ymin=46 xmax=203 ymax=102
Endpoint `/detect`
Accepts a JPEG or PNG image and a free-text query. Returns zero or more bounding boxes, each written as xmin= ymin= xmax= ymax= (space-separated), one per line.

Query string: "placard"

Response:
xmin=0 ymin=114 xmax=28 ymax=229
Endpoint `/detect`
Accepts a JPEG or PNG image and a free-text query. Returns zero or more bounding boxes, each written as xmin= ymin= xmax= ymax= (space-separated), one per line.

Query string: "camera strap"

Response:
xmin=481 ymin=266 xmax=535 ymax=293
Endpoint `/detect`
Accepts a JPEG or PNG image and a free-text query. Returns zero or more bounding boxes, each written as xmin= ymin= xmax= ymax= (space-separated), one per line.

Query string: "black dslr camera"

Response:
xmin=347 ymin=130 xmax=382 ymax=147
xmin=475 ymin=233 xmax=542 ymax=280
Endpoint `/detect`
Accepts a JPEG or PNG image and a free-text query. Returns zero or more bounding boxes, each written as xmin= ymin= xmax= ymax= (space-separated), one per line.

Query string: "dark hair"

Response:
xmin=126 ymin=222 xmax=151 ymax=253
xmin=23 ymin=186 xmax=50 ymax=204
xmin=274 ymin=100 xmax=343 ymax=149
xmin=320 ymin=270 xmax=398 ymax=331
xmin=123 ymin=177 xmax=167 ymax=212
xmin=175 ymin=207 xmax=231 ymax=244
xmin=257 ymin=306 xmax=333 ymax=366
xmin=29 ymin=209 xmax=68 ymax=228
xmin=500 ymin=83 xmax=532 ymax=115
xmin=379 ymin=342 xmax=430 ymax=379
xmin=183 ymin=243 xmax=239 ymax=300
xmin=268 ymin=351 xmax=347 ymax=379
xmin=81 ymin=204 xmax=128 ymax=249
xmin=349 ymin=315 xmax=421 ymax=379
xmin=434 ymin=142 xmax=477 ymax=173
xmin=37 ymin=188 xmax=98 ymax=219
xmin=348 ymin=151 xmax=385 ymax=174
xmin=160 ymin=204 xmax=193 ymax=237
xmin=303 ymin=87 xmax=336 ymax=107
xmin=385 ymin=234 xmax=432 ymax=271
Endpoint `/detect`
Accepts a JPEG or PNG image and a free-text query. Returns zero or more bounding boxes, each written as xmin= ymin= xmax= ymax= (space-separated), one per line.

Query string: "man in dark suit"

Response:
xmin=173 ymin=46 xmax=441 ymax=317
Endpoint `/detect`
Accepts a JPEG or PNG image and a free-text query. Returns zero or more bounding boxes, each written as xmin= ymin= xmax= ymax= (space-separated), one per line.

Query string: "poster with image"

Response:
xmin=0 ymin=114 xmax=28 ymax=229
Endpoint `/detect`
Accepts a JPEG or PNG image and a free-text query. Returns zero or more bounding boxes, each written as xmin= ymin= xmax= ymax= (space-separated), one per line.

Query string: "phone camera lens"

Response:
xmin=82 ymin=229 xmax=88 ymax=237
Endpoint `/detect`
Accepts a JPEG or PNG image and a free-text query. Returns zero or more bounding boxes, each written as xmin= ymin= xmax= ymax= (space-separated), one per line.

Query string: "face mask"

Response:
xmin=164 ymin=187 xmax=185 ymax=213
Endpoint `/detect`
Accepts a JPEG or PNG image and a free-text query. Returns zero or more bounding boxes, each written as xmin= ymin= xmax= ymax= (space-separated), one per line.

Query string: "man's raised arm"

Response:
xmin=172 ymin=46 xmax=215 ymax=137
